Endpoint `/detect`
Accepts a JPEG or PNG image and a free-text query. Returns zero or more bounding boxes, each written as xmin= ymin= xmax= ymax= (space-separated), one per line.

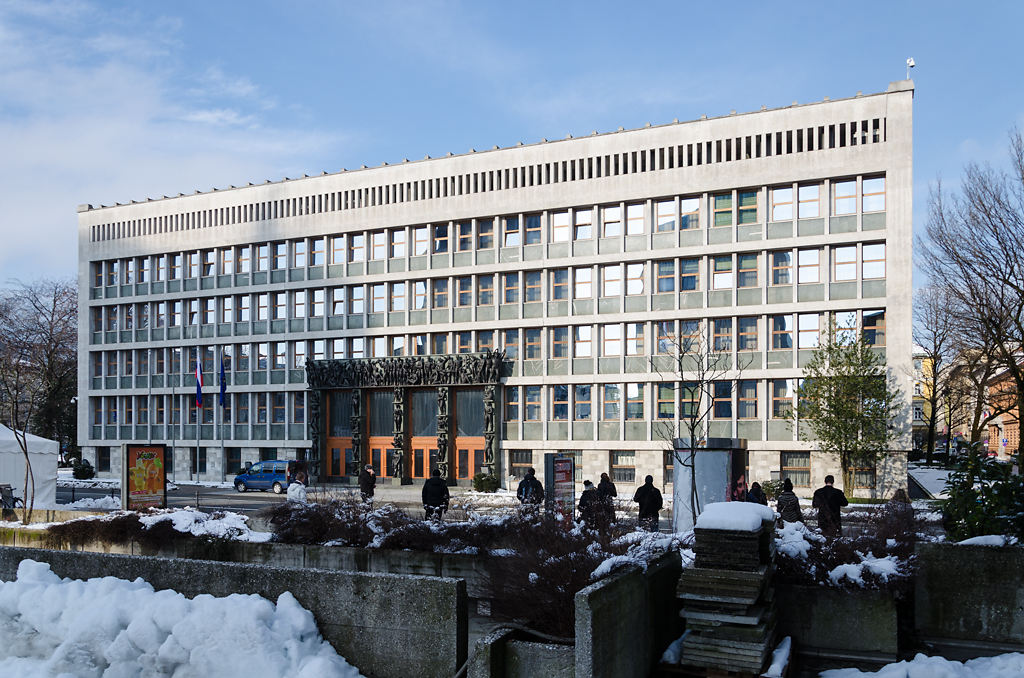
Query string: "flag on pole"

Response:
xmin=195 ymin=349 xmax=203 ymax=407
xmin=219 ymin=352 xmax=227 ymax=408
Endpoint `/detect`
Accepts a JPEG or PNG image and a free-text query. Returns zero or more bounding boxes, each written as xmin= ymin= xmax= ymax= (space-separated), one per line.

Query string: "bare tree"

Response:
xmin=0 ymin=279 xmax=77 ymax=523
xmin=921 ymin=132 xmax=1024 ymax=469
xmin=913 ymin=286 xmax=955 ymax=465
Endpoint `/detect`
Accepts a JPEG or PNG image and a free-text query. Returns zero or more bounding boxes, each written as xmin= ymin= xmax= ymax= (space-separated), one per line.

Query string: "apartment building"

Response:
xmin=77 ymin=80 xmax=914 ymax=496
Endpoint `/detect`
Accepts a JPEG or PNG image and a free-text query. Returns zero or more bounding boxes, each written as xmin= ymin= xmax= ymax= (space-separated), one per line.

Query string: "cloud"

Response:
xmin=0 ymin=1 xmax=345 ymax=282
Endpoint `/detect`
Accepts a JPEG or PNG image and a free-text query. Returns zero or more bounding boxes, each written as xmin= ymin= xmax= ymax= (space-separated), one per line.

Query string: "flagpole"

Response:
xmin=194 ymin=346 xmax=200 ymax=482
xmin=219 ymin=345 xmax=225 ymax=482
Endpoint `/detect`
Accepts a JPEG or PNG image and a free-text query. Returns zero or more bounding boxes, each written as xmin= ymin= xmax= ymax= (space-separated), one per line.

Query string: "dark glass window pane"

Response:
xmin=411 ymin=389 xmax=438 ymax=436
xmin=456 ymin=388 xmax=484 ymax=436
xmin=369 ymin=390 xmax=394 ymax=436
xmin=329 ymin=390 xmax=352 ymax=436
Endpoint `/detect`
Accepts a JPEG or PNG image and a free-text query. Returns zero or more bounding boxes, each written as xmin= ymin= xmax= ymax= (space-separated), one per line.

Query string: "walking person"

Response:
xmin=746 ymin=481 xmax=768 ymax=506
xmin=776 ymin=478 xmax=803 ymax=523
xmin=597 ymin=472 xmax=617 ymax=523
xmin=632 ymin=475 xmax=663 ymax=532
xmin=577 ymin=480 xmax=601 ymax=526
xmin=286 ymin=471 xmax=308 ymax=504
xmin=421 ymin=469 xmax=450 ymax=520
xmin=812 ymin=475 xmax=849 ymax=537
xmin=359 ymin=464 xmax=376 ymax=504
xmin=516 ymin=467 xmax=544 ymax=505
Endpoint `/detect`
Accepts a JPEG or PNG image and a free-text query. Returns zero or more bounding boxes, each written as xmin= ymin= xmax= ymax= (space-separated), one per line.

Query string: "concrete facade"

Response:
xmin=77 ymin=81 xmax=914 ymax=496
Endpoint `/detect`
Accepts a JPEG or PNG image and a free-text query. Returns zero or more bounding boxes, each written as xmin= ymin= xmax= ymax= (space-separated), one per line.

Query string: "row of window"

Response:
xmin=90 ymin=244 xmax=887 ymax=331
xmin=89 ymin=310 xmax=886 ymax=379
xmin=91 ymin=177 xmax=886 ymax=286
xmin=91 ymin=392 xmax=306 ymax=427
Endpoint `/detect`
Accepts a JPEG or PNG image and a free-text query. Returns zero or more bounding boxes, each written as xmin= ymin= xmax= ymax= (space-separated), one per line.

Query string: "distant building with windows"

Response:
xmin=77 ymin=80 xmax=915 ymax=496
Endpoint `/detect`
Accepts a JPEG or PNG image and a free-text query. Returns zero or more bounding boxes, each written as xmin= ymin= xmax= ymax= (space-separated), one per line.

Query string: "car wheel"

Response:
xmin=235 ymin=482 xmax=247 ymax=493
xmin=272 ymin=482 xmax=283 ymax=494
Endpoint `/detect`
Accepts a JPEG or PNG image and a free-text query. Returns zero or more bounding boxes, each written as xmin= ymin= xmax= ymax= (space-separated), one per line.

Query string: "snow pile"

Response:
xmin=775 ymin=520 xmax=826 ymax=559
xmin=139 ymin=508 xmax=272 ymax=543
xmin=957 ymin=534 xmax=1019 ymax=546
xmin=827 ymin=554 xmax=903 ymax=587
xmin=659 ymin=630 xmax=688 ymax=664
xmin=695 ymin=501 xmax=776 ymax=531
xmin=63 ymin=496 xmax=121 ymax=510
xmin=763 ymin=636 xmax=792 ymax=678
xmin=820 ymin=651 xmax=1024 ymax=677
xmin=0 ymin=559 xmax=363 ymax=678
xmin=57 ymin=477 xmax=120 ymax=489
xmin=590 ymin=530 xmax=692 ymax=580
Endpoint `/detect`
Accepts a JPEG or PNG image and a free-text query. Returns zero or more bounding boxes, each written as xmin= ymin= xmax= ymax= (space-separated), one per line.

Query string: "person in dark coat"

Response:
xmin=632 ymin=475 xmax=663 ymax=532
xmin=577 ymin=480 xmax=601 ymax=525
xmin=597 ymin=472 xmax=617 ymax=523
xmin=776 ymin=478 xmax=803 ymax=523
xmin=812 ymin=474 xmax=849 ymax=537
xmin=516 ymin=467 xmax=544 ymax=505
xmin=358 ymin=464 xmax=376 ymax=503
xmin=746 ymin=481 xmax=768 ymax=506
xmin=421 ymin=469 xmax=450 ymax=520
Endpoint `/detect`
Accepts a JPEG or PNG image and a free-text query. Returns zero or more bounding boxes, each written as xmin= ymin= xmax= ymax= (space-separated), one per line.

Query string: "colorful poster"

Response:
xmin=544 ymin=453 xmax=575 ymax=520
xmin=123 ymin=445 xmax=167 ymax=510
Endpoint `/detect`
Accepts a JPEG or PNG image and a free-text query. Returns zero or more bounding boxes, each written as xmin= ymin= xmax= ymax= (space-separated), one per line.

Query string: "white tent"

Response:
xmin=0 ymin=424 xmax=58 ymax=507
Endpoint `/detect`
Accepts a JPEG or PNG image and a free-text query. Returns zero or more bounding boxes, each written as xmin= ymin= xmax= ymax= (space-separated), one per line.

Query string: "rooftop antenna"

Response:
xmin=906 ymin=57 xmax=915 ymax=80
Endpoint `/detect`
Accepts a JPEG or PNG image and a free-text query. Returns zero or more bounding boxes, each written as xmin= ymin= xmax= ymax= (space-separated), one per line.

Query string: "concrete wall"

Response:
xmin=776 ymin=583 xmax=898 ymax=659
xmin=0 ymin=546 xmax=467 ymax=678
xmin=915 ymin=542 xmax=1024 ymax=647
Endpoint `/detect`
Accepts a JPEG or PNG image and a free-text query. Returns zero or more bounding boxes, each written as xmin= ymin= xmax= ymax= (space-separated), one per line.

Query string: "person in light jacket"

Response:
xmin=286 ymin=471 xmax=308 ymax=504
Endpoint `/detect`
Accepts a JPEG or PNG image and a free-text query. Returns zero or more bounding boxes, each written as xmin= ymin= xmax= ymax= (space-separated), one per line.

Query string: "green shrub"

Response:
xmin=72 ymin=458 xmax=95 ymax=480
xmin=472 ymin=473 xmax=500 ymax=493
xmin=942 ymin=443 xmax=1024 ymax=541
xmin=761 ymin=479 xmax=784 ymax=502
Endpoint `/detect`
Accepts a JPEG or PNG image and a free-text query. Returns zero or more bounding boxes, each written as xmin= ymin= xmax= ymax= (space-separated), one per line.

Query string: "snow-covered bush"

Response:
xmin=942 ymin=446 xmax=1024 ymax=542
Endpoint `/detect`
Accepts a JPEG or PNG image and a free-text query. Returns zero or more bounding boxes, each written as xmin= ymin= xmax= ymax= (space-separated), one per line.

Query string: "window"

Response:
xmin=432 ymin=224 xmax=448 ymax=253
xmin=737 ymin=380 xmax=757 ymax=419
xmin=574 ymin=385 xmax=592 ymax=420
xmin=625 ymin=203 xmax=644 ymax=234
xmin=477 ymin=219 xmax=494 ymax=249
xmin=836 ymin=311 xmax=858 ymax=344
xmin=456 ymin=332 xmax=471 ymax=354
xmin=256 ymin=393 xmax=267 ymax=423
xmin=272 ymin=292 xmax=286 ymax=320
xmin=781 ymin=451 xmax=810 ymax=487
xmin=680 ymin=258 xmax=699 ymax=291
xmin=602 ymin=324 xmax=621 ymax=356
xmin=391 ymin=229 xmax=407 ymax=257
xmin=330 ymin=237 xmax=344 ymax=265
xmin=505 ymin=386 xmax=520 ymax=421
xmin=602 ymin=265 xmax=622 ymax=296
xmin=656 ymin=321 xmax=676 ymax=354
xmin=574 ymin=268 xmax=592 ymax=298
xmin=503 ymin=329 xmax=519 ymax=359
xmin=737 ymin=190 xmax=758 ymax=224
xmin=625 ymin=383 xmax=644 ymax=419
xmin=453 ymin=277 xmax=471 ymax=307
xmin=656 ymin=200 xmax=675 ymax=232
xmin=551 ymin=327 xmax=569 ymax=358
xmin=798 ymin=249 xmax=820 ymax=283
xmin=657 ymin=384 xmax=675 ymax=419
xmin=294 ymin=341 xmax=307 ymax=368
xmin=573 ymin=326 xmax=592 ymax=357
xmin=863 ymin=310 xmax=886 ymax=346
xmin=349 ymin=234 xmax=365 ymax=262
xmin=272 ymin=392 xmax=286 ymax=423
xmin=738 ymin=317 xmax=758 ymax=351
xmin=713 ymin=318 xmax=732 ymax=352
xmin=551 ymin=385 xmax=569 ymax=420
xmin=220 ymin=297 xmax=233 ymax=324
xmin=862 ymin=243 xmax=886 ymax=279
xmin=680 ymin=197 xmax=699 ymax=230
xmin=502 ymin=272 xmax=519 ymax=304
xmin=293 ymin=290 xmax=307 ymax=318
xmin=550 ymin=269 xmax=569 ymax=300
xmin=656 ymin=260 xmax=675 ymax=293
xmin=524 ymin=271 xmax=542 ymax=302
xmin=602 ymin=384 xmax=621 ymax=420
xmin=834 ymin=246 xmax=857 ymax=281
xmin=772 ymin=379 xmax=794 ymax=418
xmin=432 ymin=279 xmax=448 ymax=308
xmin=737 ymin=253 xmax=758 ymax=288
xmin=771 ymin=187 xmax=793 ymax=221
xmin=833 ymin=179 xmax=856 ymax=215
xmin=202 ymin=250 xmax=215 ymax=276
xmin=626 ymin=323 xmax=644 ymax=355
xmin=576 ymin=209 xmax=595 ymax=239
xmin=713 ymin=381 xmax=732 ymax=418
xmin=432 ymin=333 xmax=448 ymax=354
xmin=330 ymin=288 xmax=345 ymax=316
xmin=477 ymin=275 xmax=494 ymax=305
xmin=349 ymin=285 xmax=365 ymax=314
xmin=413 ymin=334 xmax=428 ymax=355
xmin=625 ymin=263 xmax=645 ymax=295
xmin=457 ymin=221 xmax=473 ymax=251
xmin=311 ymin=238 xmax=325 ymax=266
xmin=524 ymin=214 xmax=541 ymax=245
xmin=413 ymin=226 xmax=429 ymax=255
xmin=600 ymin=206 xmax=619 ymax=237
xmin=798 ymin=184 xmax=820 ymax=218
xmin=862 ymin=177 xmax=885 ymax=212
xmin=292 ymin=240 xmax=307 ymax=268
xmin=798 ymin=313 xmax=819 ymax=348
xmin=611 ymin=451 xmax=635 ymax=483
xmin=390 ymin=283 xmax=406 ymax=311
xmin=369 ymin=284 xmax=386 ymax=313
xmin=853 ymin=464 xmax=876 ymax=489
xmin=371 ymin=231 xmax=386 ymax=260
xmin=509 ymin=450 xmax=531 ymax=479
xmin=524 ymin=329 xmax=541 ymax=360
xmin=680 ymin=320 xmax=700 ymax=350
xmin=713 ymin=193 xmax=732 ymax=227
xmin=524 ymin=386 xmax=541 ymax=420
xmin=503 ymin=216 xmax=520 ymax=247
xmin=712 ymin=256 xmax=733 ymax=289
xmin=551 ymin=212 xmax=570 ymax=242
xmin=771 ymin=251 xmax=792 ymax=285
xmin=217 ymin=248 xmax=233 ymax=275
xmin=273 ymin=342 xmax=286 ymax=370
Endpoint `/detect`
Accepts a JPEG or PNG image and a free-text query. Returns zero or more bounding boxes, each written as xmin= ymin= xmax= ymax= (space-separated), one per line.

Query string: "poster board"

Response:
xmin=121 ymin=444 xmax=167 ymax=510
xmin=543 ymin=452 xmax=575 ymax=519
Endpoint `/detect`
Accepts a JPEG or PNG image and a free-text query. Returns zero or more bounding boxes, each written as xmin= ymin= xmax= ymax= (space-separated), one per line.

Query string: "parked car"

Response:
xmin=233 ymin=460 xmax=290 ymax=494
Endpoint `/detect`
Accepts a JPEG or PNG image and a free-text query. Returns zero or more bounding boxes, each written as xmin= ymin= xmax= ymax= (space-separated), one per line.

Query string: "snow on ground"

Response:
xmin=0 ymin=559 xmax=363 ymax=678
xmin=820 ymin=652 xmax=1024 ymax=677
xmin=908 ymin=462 xmax=951 ymax=499
xmin=138 ymin=508 xmax=272 ymax=542
xmin=60 ymin=495 xmax=121 ymax=510
xmin=590 ymin=529 xmax=693 ymax=579
xmin=957 ymin=534 xmax=1019 ymax=547
xmin=695 ymin=501 xmax=776 ymax=531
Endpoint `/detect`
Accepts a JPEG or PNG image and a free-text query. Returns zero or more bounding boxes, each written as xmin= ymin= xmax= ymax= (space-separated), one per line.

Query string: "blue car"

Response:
xmin=234 ymin=460 xmax=290 ymax=494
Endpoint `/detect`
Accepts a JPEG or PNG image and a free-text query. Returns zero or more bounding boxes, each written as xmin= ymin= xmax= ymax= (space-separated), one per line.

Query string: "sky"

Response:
xmin=1 ymin=0 xmax=1022 ymax=286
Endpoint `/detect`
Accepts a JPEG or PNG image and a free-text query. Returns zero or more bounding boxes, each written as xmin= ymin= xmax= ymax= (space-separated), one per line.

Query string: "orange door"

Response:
xmin=454 ymin=437 xmax=485 ymax=480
